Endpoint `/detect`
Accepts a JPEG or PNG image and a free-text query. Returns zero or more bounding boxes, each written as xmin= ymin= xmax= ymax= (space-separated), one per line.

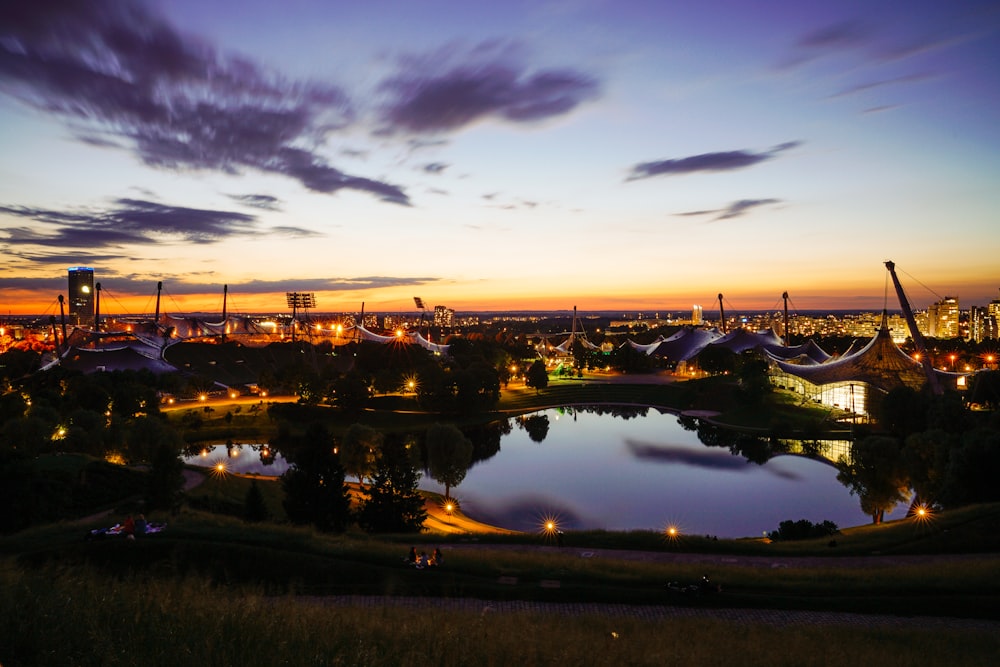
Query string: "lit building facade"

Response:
xmin=927 ymin=296 xmax=960 ymax=338
xmin=67 ymin=267 xmax=95 ymax=326
xmin=692 ymin=304 xmax=703 ymax=325
xmin=433 ymin=305 xmax=455 ymax=328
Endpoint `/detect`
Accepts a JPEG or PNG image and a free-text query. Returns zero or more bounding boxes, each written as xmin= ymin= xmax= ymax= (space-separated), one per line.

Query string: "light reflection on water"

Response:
xmin=435 ymin=408 xmax=873 ymax=538
xmin=185 ymin=408 xmax=876 ymax=538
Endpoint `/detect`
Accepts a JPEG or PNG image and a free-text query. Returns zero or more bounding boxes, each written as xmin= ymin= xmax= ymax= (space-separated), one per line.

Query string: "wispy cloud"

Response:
xmin=378 ymin=42 xmax=600 ymax=133
xmin=675 ymin=199 xmax=782 ymax=222
xmin=0 ymin=1 xmax=410 ymax=205
xmin=626 ymin=142 xmax=801 ymax=181
xmin=227 ymin=194 xmax=283 ymax=211
xmin=0 ymin=198 xmax=309 ymax=249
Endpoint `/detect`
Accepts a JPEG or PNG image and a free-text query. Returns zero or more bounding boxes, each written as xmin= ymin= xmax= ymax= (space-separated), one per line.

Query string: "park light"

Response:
xmin=199 ymin=394 xmax=207 ymax=401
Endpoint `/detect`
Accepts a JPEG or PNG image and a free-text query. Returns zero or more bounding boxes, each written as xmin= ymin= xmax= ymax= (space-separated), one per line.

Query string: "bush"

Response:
xmin=769 ymin=519 xmax=839 ymax=541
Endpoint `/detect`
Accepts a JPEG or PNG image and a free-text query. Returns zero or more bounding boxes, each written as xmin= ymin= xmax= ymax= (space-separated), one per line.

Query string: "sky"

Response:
xmin=1 ymin=0 xmax=998 ymax=317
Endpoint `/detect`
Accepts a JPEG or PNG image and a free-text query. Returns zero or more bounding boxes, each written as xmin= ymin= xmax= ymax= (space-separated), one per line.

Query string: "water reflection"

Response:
xmin=184 ymin=407 xmax=873 ymax=538
xmin=440 ymin=407 xmax=871 ymax=537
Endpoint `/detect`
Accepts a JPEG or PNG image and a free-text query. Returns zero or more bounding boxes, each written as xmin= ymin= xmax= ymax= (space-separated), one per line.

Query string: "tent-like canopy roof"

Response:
xmin=763 ymin=339 xmax=832 ymax=365
xmin=650 ymin=326 xmax=723 ymax=361
xmin=775 ymin=318 xmax=930 ymax=393
xmin=708 ymin=328 xmax=782 ymax=354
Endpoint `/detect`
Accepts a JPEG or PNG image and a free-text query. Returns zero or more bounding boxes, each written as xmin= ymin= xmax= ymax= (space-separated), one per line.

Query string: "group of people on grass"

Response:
xmin=121 ymin=513 xmax=148 ymax=539
xmin=405 ymin=546 xmax=443 ymax=569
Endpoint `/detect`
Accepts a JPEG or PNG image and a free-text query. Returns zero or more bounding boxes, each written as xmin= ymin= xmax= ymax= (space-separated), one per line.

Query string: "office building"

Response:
xmin=68 ymin=267 xmax=95 ymax=326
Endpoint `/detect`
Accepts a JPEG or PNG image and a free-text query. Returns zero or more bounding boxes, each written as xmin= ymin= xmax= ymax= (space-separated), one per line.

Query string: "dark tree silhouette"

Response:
xmin=357 ymin=436 xmax=426 ymax=533
xmin=836 ymin=435 xmax=909 ymax=524
xmin=244 ymin=479 xmax=268 ymax=522
xmin=425 ymin=423 xmax=473 ymax=500
xmin=340 ymin=423 xmax=382 ymax=487
xmin=526 ymin=359 xmax=549 ymax=393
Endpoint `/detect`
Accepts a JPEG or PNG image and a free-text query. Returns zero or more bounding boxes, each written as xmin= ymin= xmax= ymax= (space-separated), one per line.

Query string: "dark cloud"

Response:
xmin=0 ymin=198 xmax=287 ymax=248
xmin=89 ymin=275 xmax=436 ymax=298
xmin=0 ymin=274 xmax=440 ymax=302
xmin=0 ymin=0 xmax=410 ymax=205
xmin=676 ymin=199 xmax=781 ymax=222
xmin=379 ymin=44 xmax=600 ymax=133
xmin=1 ymin=249 xmax=130 ymax=266
xmin=627 ymin=142 xmax=801 ymax=181
xmin=227 ymin=194 xmax=283 ymax=211
xmin=422 ymin=162 xmax=449 ymax=174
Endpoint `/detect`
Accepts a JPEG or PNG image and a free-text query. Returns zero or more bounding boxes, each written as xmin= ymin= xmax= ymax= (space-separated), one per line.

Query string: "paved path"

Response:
xmin=297 ymin=595 xmax=1000 ymax=632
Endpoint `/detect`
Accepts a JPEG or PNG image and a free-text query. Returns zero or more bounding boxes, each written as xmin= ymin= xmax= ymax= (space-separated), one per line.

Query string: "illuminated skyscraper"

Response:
xmin=67 ymin=267 xmax=95 ymax=326
xmin=692 ymin=304 xmax=703 ymax=325
xmin=928 ymin=296 xmax=960 ymax=338
xmin=433 ymin=305 xmax=454 ymax=327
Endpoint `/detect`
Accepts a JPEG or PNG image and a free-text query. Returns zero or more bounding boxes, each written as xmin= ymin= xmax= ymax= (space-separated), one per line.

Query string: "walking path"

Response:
xmin=297 ymin=595 xmax=1000 ymax=632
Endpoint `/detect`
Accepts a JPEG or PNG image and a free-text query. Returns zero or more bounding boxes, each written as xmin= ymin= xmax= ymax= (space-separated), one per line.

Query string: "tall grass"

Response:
xmin=1 ymin=561 xmax=997 ymax=667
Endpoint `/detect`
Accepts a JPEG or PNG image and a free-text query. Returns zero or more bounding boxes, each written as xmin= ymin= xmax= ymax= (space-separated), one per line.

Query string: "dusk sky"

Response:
xmin=2 ymin=0 xmax=998 ymax=316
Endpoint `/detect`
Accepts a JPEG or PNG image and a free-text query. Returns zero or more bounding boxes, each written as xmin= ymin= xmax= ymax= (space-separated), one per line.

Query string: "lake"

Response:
xmin=185 ymin=407 xmax=876 ymax=538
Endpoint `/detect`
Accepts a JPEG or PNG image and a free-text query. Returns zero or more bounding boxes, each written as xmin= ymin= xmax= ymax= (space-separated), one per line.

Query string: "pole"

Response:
xmin=58 ymin=294 xmax=67 ymax=346
xmin=221 ymin=284 xmax=228 ymax=341
xmin=782 ymin=291 xmax=789 ymax=347
xmin=718 ymin=293 xmax=726 ymax=334
xmin=94 ymin=282 xmax=101 ymax=332
xmin=154 ymin=281 xmax=162 ymax=326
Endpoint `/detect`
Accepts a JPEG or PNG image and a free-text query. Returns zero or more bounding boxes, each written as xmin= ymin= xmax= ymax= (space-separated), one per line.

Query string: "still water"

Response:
xmin=185 ymin=407 xmax=875 ymax=538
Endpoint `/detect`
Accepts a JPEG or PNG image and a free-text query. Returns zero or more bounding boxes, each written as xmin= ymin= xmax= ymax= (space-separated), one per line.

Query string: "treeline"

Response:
xmin=836 ymin=385 xmax=1000 ymax=523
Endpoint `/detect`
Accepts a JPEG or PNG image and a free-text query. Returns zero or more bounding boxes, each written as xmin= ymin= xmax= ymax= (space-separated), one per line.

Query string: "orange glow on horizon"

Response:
xmin=3 ymin=276 xmax=998 ymax=316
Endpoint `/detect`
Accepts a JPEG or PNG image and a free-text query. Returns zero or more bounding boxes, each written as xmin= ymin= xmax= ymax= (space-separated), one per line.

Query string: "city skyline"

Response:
xmin=1 ymin=1 xmax=999 ymax=315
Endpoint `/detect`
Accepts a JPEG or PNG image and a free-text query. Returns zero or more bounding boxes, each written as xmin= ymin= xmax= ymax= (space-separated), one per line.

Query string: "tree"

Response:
xmin=145 ymin=441 xmax=185 ymax=512
xmin=836 ymin=435 xmax=909 ymax=524
xmin=425 ymin=423 xmax=473 ymax=500
xmin=876 ymin=386 xmax=928 ymax=437
xmin=357 ymin=435 xmax=426 ymax=533
xmin=521 ymin=414 xmax=550 ymax=443
xmin=697 ymin=346 xmax=737 ymax=376
xmin=340 ymin=423 xmax=382 ymax=487
xmin=244 ymin=479 xmax=268 ymax=522
xmin=526 ymin=359 xmax=549 ymax=393
xmin=938 ymin=428 xmax=1000 ymax=507
xmin=902 ymin=429 xmax=954 ymax=505
xmin=280 ymin=423 xmax=351 ymax=532
xmin=332 ymin=371 xmax=370 ymax=414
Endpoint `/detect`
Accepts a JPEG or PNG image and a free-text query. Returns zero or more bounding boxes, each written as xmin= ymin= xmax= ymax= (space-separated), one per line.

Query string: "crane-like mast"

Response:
xmin=884 ymin=260 xmax=943 ymax=396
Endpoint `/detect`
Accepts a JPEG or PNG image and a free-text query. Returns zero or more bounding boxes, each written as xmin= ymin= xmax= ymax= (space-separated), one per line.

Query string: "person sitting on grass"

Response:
xmin=134 ymin=514 xmax=148 ymax=537
xmin=122 ymin=514 xmax=135 ymax=540
xmin=431 ymin=547 xmax=443 ymax=567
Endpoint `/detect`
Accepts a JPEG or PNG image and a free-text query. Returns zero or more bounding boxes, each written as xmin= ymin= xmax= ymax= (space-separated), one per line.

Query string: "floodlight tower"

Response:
xmin=413 ymin=296 xmax=428 ymax=339
xmin=286 ymin=292 xmax=316 ymax=343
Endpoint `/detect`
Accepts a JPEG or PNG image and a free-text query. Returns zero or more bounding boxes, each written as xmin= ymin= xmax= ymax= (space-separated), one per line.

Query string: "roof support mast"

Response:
xmin=717 ymin=294 xmax=727 ymax=334
xmin=782 ymin=291 xmax=789 ymax=347
xmin=884 ymin=260 xmax=943 ymax=396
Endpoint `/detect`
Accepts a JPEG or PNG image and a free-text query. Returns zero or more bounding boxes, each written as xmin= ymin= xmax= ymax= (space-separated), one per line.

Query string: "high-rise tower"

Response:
xmin=67 ymin=267 xmax=95 ymax=326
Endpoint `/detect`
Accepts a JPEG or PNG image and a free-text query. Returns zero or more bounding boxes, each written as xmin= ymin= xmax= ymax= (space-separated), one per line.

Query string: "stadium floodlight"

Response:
xmin=286 ymin=292 xmax=316 ymax=310
xmin=285 ymin=292 xmax=316 ymax=343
